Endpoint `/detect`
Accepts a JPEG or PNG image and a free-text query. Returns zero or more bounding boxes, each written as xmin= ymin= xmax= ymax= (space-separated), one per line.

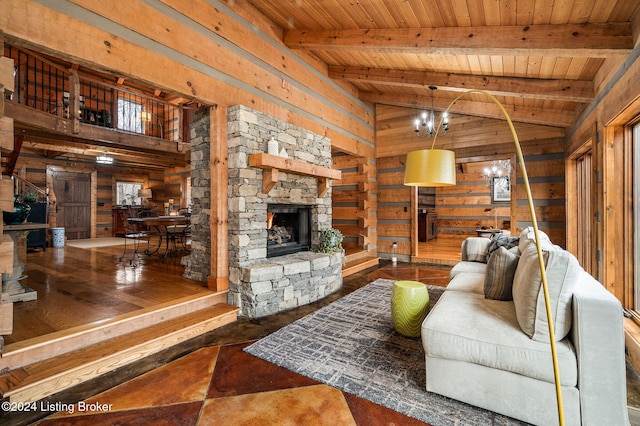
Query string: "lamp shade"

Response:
xmin=138 ymin=188 xmax=152 ymax=199
xmin=404 ymin=149 xmax=456 ymax=187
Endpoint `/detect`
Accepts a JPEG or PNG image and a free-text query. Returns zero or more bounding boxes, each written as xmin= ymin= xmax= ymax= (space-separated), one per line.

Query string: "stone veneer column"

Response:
xmin=183 ymin=107 xmax=211 ymax=282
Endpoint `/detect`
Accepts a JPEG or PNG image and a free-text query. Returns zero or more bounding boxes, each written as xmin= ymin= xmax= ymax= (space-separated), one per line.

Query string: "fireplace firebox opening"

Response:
xmin=267 ymin=204 xmax=311 ymax=258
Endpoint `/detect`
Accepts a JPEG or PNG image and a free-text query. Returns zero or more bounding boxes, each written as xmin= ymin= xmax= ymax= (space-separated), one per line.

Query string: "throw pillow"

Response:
xmin=485 ymin=233 xmax=520 ymax=262
xmin=512 ymin=243 xmax=580 ymax=342
xmin=484 ymin=246 xmax=520 ymax=301
xmin=461 ymin=237 xmax=491 ymax=263
xmin=518 ymin=226 xmax=553 ymax=253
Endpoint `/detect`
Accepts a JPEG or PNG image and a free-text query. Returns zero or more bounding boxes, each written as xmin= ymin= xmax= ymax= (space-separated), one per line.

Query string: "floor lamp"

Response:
xmin=404 ymin=89 xmax=565 ymax=426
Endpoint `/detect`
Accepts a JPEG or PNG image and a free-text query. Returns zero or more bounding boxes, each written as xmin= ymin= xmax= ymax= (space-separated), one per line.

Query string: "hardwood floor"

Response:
xmin=415 ymin=234 xmax=467 ymax=265
xmin=7 ymin=238 xmax=209 ymax=345
xmin=8 ymin=236 xmax=464 ymax=346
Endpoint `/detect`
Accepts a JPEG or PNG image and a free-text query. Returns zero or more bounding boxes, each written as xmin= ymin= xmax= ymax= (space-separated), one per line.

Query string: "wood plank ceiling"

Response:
xmin=246 ymin=0 xmax=639 ymax=129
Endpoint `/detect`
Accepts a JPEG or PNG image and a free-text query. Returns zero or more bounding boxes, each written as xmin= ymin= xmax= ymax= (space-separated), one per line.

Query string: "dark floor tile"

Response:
xmin=35 ymin=401 xmax=202 ymax=426
xmin=343 ymin=392 xmax=431 ymax=426
xmin=207 ymin=342 xmax=320 ymax=398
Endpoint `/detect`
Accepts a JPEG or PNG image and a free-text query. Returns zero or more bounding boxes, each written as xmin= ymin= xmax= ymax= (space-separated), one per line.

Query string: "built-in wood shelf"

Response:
xmin=248 ymin=153 xmax=342 ymax=197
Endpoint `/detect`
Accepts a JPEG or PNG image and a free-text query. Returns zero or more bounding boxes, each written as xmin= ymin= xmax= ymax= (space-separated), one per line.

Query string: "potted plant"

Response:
xmin=316 ymin=228 xmax=344 ymax=254
xmin=23 ymin=191 xmax=38 ymax=203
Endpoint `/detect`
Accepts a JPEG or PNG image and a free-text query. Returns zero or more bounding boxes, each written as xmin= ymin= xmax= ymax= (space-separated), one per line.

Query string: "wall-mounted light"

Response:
xmin=96 ymin=153 xmax=114 ymax=164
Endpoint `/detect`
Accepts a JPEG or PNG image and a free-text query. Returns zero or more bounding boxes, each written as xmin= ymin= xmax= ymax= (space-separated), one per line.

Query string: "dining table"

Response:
xmin=128 ymin=215 xmax=190 ymax=259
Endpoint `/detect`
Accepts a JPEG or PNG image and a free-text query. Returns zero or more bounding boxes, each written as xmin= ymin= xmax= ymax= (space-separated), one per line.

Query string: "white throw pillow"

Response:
xmin=518 ymin=226 xmax=552 ymax=253
xmin=512 ymin=243 xmax=580 ymax=342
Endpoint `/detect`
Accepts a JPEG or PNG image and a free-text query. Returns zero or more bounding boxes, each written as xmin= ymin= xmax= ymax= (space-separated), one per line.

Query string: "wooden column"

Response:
xmin=0 ymin=30 xmax=15 ymax=340
xmin=207 ymin=105 xmax=229 ymax=292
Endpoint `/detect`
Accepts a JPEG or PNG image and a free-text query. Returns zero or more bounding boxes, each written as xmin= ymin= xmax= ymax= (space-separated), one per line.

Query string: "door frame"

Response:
xmin=46 ymin=165 xmax=97 ymax=239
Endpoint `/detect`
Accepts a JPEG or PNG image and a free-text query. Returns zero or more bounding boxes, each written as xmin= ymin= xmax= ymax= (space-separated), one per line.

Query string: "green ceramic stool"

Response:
xmin=391 ymin=280 xmax=430 ymax=337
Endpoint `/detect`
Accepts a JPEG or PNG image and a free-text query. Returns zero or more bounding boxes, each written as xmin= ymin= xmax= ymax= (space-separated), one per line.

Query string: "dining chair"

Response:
xmin=166 ymin=223 xmax=191 ymax=256
xmin=118 ymin=208 xmax=153 ymax=265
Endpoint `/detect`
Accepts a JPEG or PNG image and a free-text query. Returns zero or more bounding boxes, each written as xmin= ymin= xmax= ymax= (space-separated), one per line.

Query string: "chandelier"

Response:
xmin=414 ymin=86 xmax=449 ymax=138
xmin=483 ymin=159 xmax=511 ymax=185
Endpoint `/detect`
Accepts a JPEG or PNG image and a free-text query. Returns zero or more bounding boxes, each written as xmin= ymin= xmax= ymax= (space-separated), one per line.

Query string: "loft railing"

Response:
xmin=11 ymin=175 xmax=48 ymax=204
xmin=4 ymin=45 xmax=182 ymax=142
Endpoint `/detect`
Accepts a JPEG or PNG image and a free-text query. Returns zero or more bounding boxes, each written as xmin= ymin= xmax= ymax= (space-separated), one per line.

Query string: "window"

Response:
xmin=634 ymin=123 xmax=640 ymax=310
xmin=575 ymin=150 xmax=593 ymax=273
xmin=117 ymin=98 xmax=142 ymax=133
xmin=116 ymin=181 xmax=142 ymax=206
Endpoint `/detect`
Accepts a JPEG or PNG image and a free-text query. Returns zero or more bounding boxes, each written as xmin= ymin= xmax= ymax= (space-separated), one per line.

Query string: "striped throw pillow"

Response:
xmin=484 ymin=246 xmax=520 ymax=301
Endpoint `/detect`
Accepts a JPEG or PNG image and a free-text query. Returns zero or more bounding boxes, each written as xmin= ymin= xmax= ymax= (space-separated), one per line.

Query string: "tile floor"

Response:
xmin=3 ymin=261 xmax=639 ymax=425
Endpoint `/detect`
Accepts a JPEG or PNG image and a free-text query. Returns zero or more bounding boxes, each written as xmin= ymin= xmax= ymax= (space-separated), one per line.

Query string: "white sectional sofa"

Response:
xmin=421 ymin=228 xmax=629 ymax=425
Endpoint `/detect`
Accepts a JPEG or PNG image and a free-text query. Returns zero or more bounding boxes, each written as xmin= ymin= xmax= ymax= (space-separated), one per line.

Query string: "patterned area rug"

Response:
xmin=245 ymin=278 xmax=524 ymax=425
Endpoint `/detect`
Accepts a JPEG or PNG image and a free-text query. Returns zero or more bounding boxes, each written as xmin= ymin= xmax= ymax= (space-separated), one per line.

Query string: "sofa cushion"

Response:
xmin=512 ymin=243 xmax=580 ymax=342
xmin=484 ymin=246 xmax=519 ymax=301
xmin=461 ymin=237 xmax=491 ymax=263
xmin=449 ymin=261 xmax=487 ymax=279
xmin=518 ymin=226 xmax=553 ymax=253
xmin=447 ymin=272 xmax=484 ymax=294
xmin=422 ymin=290 xmax=577 ymax=386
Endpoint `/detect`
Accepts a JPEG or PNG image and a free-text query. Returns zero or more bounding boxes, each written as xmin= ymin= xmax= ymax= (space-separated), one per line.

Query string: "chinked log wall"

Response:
xmin=331 ymin=153 xmax=377 ymax=253
xmin=375 ymin=104 xmax=567 ymax=260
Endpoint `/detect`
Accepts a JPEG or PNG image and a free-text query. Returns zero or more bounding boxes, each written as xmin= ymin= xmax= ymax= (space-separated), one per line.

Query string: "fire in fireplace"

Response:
xmin=267 ymin=204 xmax=311 ymax=258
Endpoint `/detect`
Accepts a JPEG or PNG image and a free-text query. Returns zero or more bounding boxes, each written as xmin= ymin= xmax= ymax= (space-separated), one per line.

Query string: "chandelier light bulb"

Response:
xmin=413 ymin=86 xmax=448 ymax=138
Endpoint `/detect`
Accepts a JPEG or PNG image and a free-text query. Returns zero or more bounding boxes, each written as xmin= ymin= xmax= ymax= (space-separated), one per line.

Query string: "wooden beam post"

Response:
xmin=0 ymin=30 xmax=13 ymax=342
xmin=69 ymin=69 xmax=81 ymax=134
xmin=207 ymin=105 xmax=229 ymax=292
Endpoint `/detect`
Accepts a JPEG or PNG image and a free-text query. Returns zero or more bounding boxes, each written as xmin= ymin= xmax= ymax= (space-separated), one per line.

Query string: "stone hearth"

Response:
xmin=227 ymin=105 xmax=342 ymax=318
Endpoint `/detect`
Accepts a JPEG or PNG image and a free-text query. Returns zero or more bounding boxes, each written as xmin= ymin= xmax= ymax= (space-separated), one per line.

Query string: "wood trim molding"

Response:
xmin=248 ymin=153 xmax=342 ymax=197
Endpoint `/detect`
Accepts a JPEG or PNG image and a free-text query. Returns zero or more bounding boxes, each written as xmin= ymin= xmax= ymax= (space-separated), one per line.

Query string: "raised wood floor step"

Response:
xmin=0 ymin=303 xmax=239 ymax=403
xmin=0 ymin=291 xmax=228 ymax=371
xmin=342 ymin=255 xmax=379 ymax=277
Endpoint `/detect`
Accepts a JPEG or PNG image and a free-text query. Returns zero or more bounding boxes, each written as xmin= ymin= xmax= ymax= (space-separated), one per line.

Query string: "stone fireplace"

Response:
xmin=227 ymin=105 xmax=342 ymax=318
xmin=267 ymin=204 xmax=311 ymax=258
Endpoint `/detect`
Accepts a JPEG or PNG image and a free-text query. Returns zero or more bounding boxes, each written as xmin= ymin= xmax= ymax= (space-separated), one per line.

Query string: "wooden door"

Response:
xmin=52 ymin=171 xmax=91 ymax=240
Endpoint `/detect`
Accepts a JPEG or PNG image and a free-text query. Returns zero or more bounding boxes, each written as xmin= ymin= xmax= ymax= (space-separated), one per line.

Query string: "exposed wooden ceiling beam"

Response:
xmin=284 ymin=23 xmax=632 ymax=57
xmin=360 ymin=91 xmax=575 ymax=128
xmin=21 ymin=138 xmax=184 ymax=168
xmin=328 ymin=66 xmax=594 ymax=103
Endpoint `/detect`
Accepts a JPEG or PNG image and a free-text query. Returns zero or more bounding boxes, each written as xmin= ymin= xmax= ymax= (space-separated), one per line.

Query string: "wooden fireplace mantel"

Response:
xmin=248 ymin=153 xmax=342 ymax=197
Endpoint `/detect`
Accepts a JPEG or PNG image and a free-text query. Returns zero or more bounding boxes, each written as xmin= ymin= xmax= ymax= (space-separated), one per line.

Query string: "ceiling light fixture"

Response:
xmin=414 ymin=86 xmax=448 ymax=138
xmin=96 ymin=153 xmax=114 ymax=165
xmin=483 ymin=159 xmax=511 ymax=185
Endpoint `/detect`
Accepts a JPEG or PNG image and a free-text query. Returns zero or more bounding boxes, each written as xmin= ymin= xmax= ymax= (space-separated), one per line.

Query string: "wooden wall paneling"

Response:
xmin=14 ymin=154 xmax=164 ymax=237
xmin=376 ymin=155 xmax=411 ymax=259
xmin=0 ymin=1 xmax=374 ymax=159
xmin=163 ymin=167 xmax=190 ymax=210
xmin=515 ymin=149 xmax=567 ymax=247
xmin=332 ymin=153 xmax=374 ymax=252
